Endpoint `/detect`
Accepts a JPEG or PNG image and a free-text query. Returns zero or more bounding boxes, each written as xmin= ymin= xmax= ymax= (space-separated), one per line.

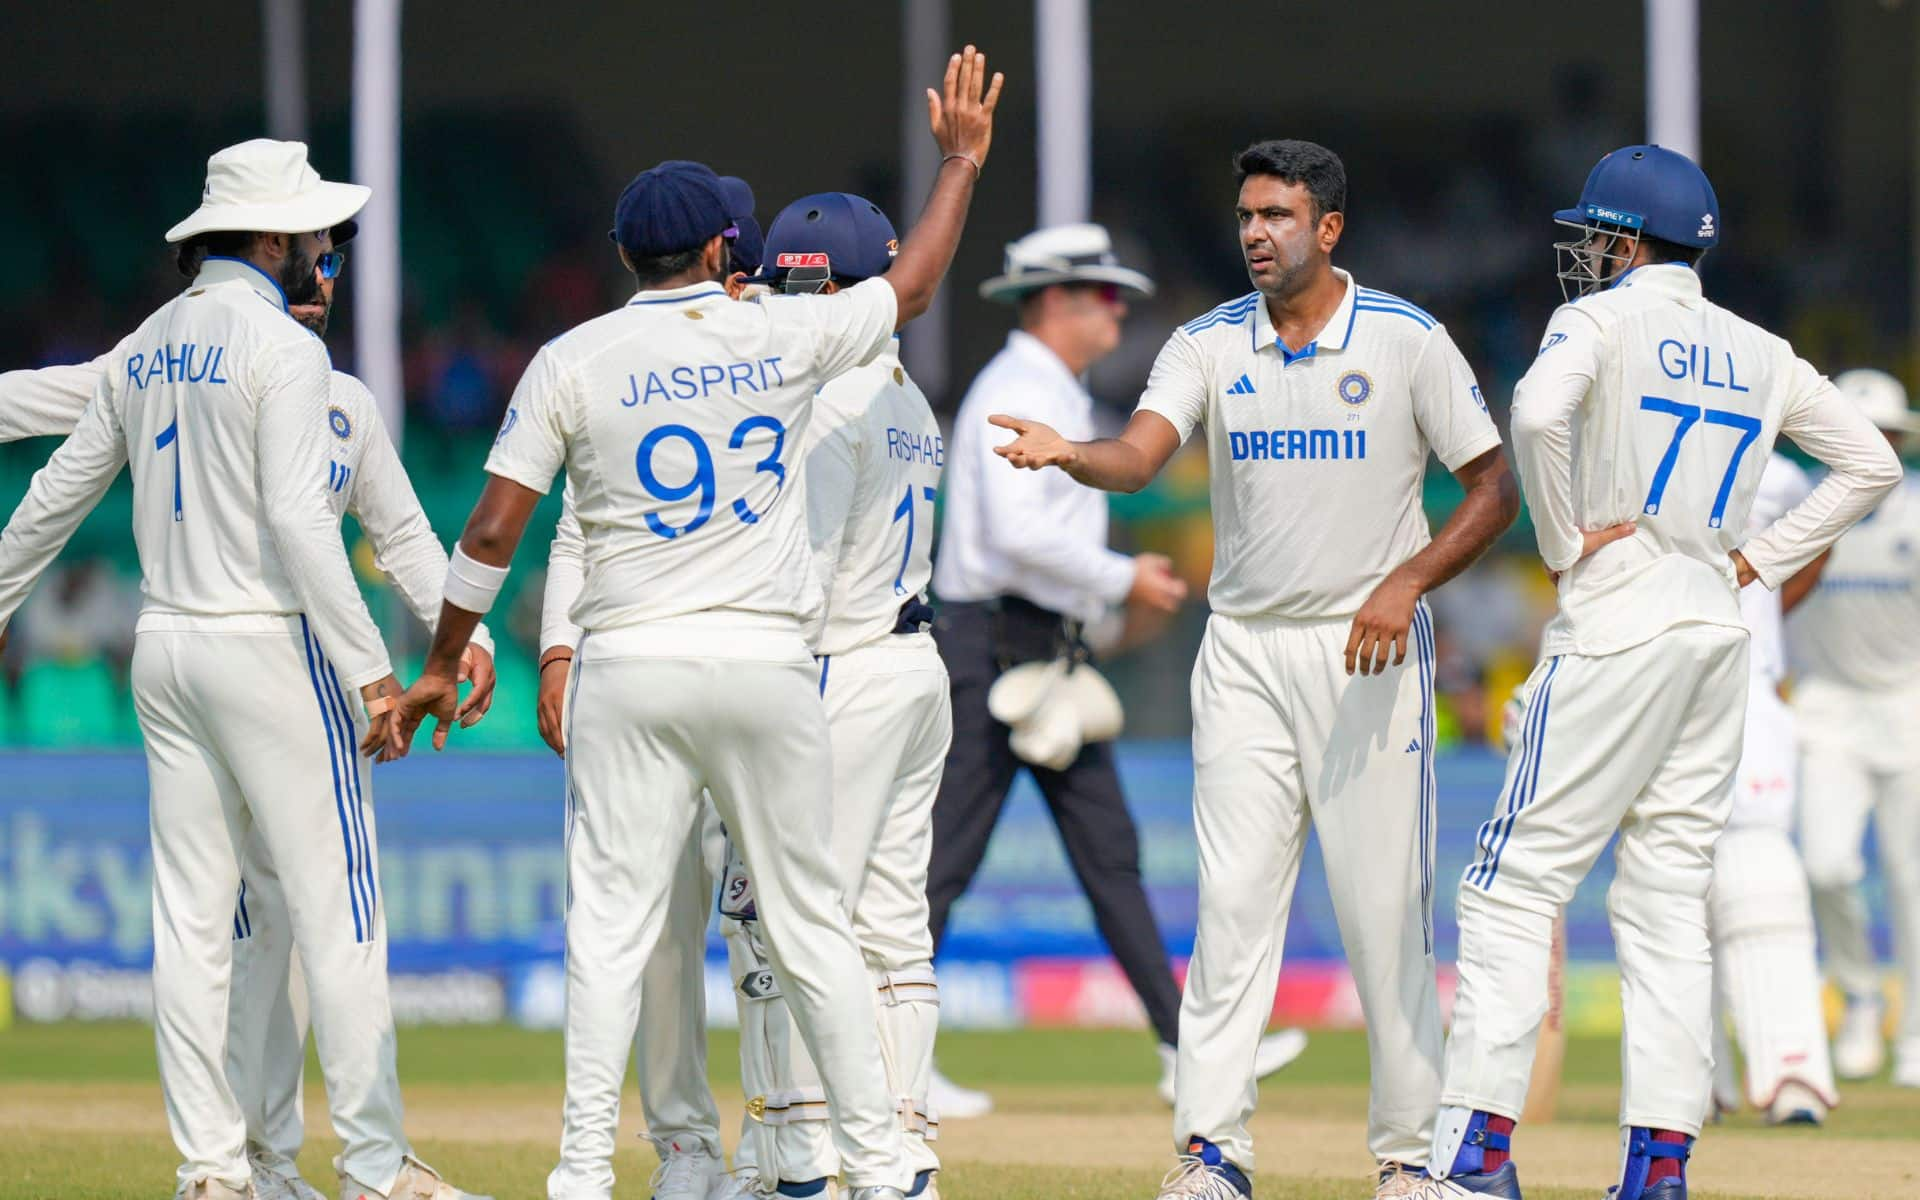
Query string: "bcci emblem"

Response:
xmin=327 ymin=406 xmax=352 ymax=440
xmin=1336 ymin=370 xmax=1373 ymax=407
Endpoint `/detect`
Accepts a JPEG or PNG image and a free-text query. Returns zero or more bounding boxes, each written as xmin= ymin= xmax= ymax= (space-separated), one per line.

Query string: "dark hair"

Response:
xmin=1639 ymin=234 xmax=1707 ymax=268
xmin=1233 ymin=139 xmax=1347 ymax=221
xmin=626 ymin=244 xmax=712 ymax=285
xmin=174 ymin=229 xmax=257 ymax=278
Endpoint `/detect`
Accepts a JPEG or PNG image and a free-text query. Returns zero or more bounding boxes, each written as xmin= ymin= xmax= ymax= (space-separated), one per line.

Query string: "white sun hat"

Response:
xmin=978 ymin=222 xmax=1155 ymax=303
xmin=1834 ymin=368 xmax=1920 ymax=435
xmin=165 ymin=139 xmax=371 ymax=245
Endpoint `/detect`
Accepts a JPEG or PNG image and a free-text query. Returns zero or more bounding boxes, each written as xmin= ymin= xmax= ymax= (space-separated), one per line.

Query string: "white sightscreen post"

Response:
xmin=901 ymin=0 xmax=951 ymax=403
xmin=1645 ymin=0 xmax=1700 ymax=159
xmin=263 ymin=0 xmax=307 ymax=141
xmin=353 ymin=0 xmax=404 ymax=447
xmin=1035 ymin=0 xmax=1091 ymax=225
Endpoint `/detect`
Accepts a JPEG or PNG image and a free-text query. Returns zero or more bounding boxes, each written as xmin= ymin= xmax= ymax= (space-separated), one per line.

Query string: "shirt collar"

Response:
xmin=1006 ymin=329 xmax=1088 ymax=394
xmin=194 ymin=256 xmax=289 ymax=313
xmin=1609 ymin=262 xmax=1701 ymax=300
xmin=627 ymin=280 xmax=730 ymax=307
xmin=1250 ymin=267 xmax=1358 ymax=363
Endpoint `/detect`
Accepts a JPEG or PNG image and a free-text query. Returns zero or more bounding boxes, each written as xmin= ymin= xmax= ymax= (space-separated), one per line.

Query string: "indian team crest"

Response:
xmin=1336 ymin=370 xmax=1373 ymax=407
xmin=327 ymin=406 xmax=352 ymax=440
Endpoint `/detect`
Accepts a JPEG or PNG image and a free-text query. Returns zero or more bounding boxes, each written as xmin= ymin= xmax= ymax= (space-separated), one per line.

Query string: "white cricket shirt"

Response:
xmin=933 ymin=331 xmax=1135 ymax=623
xmin=1135 ymin=269 xmax=1501 ymax=620
xmin=1788 ymin=470 xmax=1920 ymax=693
xmin=1739 ymin=453 xmax=1812 ymax=688
xmin=804 ymin=339 xmax=943 ymax=655
xmin=485 ymin=276 xmax=897 ymax=634
xmin=1513 ymin=263 xmax=1901 ymax=658
xmin=0 ymin=353 xmax=111 ymax=442
xmin=0 ymin=259 xmax=394 ymax=685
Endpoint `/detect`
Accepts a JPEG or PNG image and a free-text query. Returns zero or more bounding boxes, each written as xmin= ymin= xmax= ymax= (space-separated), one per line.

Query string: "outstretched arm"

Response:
xmin=988 ymin=409 xmax=1183 ymax=495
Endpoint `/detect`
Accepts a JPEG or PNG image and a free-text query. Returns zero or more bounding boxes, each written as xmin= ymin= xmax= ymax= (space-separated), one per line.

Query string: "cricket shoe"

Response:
xmin=645 ymin=1136 xmax=724 ymax=1200
xmin=336 ymin=1155 xmax=492 ymax=1200
xmin=250 ymin=1150 xmax=326 ymax=1200
xmin=709 ymin=1168 xmax=768 ymax=1200
xmin=1374 ymin=1162 xmax=1428 ymax=1197
xmin=1892 ymin=1038 xmax=1920 ymax=1088
xmin=846 ymin=1190 xmax=904 ymax=1200
xmin=178 ymin=1178 xmax=253 ymax=1200
xmin=1154 ymin=1138 xmax=1250 ymax=1198
xmin=1603 ymin=1185 xmax=1684 ymax=1200
xmin=1413 ymin=1164 xmax=1522 ymax=1198
xmin=929 ymin=1064 xmax=992 ymax=1119
xmin=1764 ymin=1081 xmax=1827 ymax=1125
xmin=1156 ymin=1029 xmax=1310 ymax=1106
xmin=1832 ymin=994 xmax=1885 ymax=1080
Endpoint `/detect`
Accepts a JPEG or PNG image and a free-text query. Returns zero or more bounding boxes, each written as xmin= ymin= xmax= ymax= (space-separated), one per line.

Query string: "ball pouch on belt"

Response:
xmin=988 ymin=656 xmax=1125 ymax=771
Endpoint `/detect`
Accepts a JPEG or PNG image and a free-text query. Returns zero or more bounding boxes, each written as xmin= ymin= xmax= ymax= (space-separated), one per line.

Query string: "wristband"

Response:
xmin=364 ymin=695 xmax=397 ymax=718
xmin=942 ymin=152 xmax=981 ymax=176
xmin=444 ymin=544 xmax=510 ymax=614
xmin=540 ymin=654 xmax=573 ymax=674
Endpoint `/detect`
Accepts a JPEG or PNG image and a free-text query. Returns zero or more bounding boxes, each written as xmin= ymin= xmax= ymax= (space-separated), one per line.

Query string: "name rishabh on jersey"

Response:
xmin=1135 ymin=269 xmax=1501 ymax=620
xmin=483 ymin=277 xmax=897 ymax=636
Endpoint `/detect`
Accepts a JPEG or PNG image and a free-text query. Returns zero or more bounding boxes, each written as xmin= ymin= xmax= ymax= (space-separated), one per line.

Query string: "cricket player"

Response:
xmin=711 ymin=191 xmax=951 ymax=1199
xmin=0 ymin=257 xmax=499 ymax=1200
xmin=391 ymin=49 xmax=1001 ymax=1200
xmin=0 ymin=138 xmax=492 ymax=1200
xmin=1788 ymin=367 xmax=1920 ymax=1087
xmin=1424 ymin=145 xmax=1900 ymax=1200
xmin=1706 ymin=451 xmax=1838 ymax=1127
xmin=988 ymin=139 xmax=1519 ymax=1200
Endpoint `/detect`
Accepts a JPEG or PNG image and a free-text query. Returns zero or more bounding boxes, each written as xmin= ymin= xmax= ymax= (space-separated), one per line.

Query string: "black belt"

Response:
xmin=893 ymin=597 xmax=936 ymax=634
xmin=940 ymin=595 xmax=1089 ymax=670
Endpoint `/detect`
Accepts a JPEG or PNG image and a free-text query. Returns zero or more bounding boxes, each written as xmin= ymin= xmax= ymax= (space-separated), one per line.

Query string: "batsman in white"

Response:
xmin=1424 ymin=145 xmax=1900 ymax=1200
xmin=0 ymin=253 xmax=500 ymax=1200
xmin=989 ymin=138 xmax=1520 ymax=1200
xmin=1787 ymin=367 xmax=1920 ymax=1087
xmin=1705 ymin=452 xmax=1837 ymax=1126
xmin=0 ymin=139 xmax=494 ymax=1200
xmin=713 ymin=191 xmax=951 ymax=1200
xmin=389 ymin=48 xmax=1001 ymax=1200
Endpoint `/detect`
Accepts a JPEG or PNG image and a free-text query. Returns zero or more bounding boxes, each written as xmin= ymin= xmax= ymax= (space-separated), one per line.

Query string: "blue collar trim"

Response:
xmin=202 ymin=256 xmax=290 ymax=312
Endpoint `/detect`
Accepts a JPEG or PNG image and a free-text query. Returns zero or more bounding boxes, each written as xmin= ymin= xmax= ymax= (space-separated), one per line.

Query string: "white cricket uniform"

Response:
xmin=541 ymin=488 xmax=727 ymax=1163
xmin=1707 ymin=453 xmax=1836 ymax=1113
xmin=1 ymin=352 xmax=492 ymax=1183
xmin=1789 ymin=468 xmax=1920 ymax=1054
xmin=0 ymin=259 xmax=440 ymax=1194
xmin=727 ymin=341 xmax=951 ymax=1187
xmin=1439 ymin=263 xmax=1898 ymax=1144
xmin=1134 ymin=269 xmax=1502 ymax=1169
xmin=486 ymin=277 xmax=912 ymax=1197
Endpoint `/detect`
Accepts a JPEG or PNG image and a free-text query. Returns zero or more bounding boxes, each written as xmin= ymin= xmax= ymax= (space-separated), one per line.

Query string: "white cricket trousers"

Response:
xmin=1443 ymin=623 xmax=1747 ymax=1137
xmin=226 ymin=825 xmax=314 ymax=1169
xmin=630 ymin=814 xmax=725 ymax=1156
xmin=1177 ymin=608 xmax=1443 ymax=1171
xmin=132 ymin=615 xmax=407 ymax=1193
xmin=549 ymin=617 xmax=909 ymax=1199
xmin=733 ymin=634 xmax=951 ymax=1185
xmin=1794 ymin=678 xmax=1920 ymax=1053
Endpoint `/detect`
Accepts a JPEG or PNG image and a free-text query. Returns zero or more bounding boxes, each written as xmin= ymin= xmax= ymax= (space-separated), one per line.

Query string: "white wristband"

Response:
xmin=444 ymin=544 xmax=510 ymax=615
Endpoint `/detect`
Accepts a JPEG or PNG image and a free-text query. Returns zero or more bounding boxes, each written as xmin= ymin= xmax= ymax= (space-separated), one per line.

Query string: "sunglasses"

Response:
xmin=316 ymin=251 xmax=347 ymax=280
xmin=1064 ymin=281 xmax=1122 ymax=304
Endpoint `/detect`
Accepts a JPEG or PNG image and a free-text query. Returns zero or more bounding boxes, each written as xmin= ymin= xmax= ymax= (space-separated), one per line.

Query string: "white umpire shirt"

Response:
xmin=1136 ymin=269 xmax=1501 ymax=620
xmin=934 ymin=330 xmax=1134 ymax=624
xmin=0 ymin=345 xmax=493 ymax=659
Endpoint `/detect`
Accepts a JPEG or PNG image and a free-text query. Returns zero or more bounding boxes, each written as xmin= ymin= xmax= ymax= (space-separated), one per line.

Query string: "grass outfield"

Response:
xmin=2 ymin=1023 xmax=1916 ymax=1198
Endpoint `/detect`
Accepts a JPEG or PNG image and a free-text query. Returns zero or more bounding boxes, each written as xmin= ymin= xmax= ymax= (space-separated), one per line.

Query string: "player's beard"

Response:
xmin=280 ymin=246 xmax=324 ymax=308
xmin=1257 ymin=236 xmax=1314 ymax=298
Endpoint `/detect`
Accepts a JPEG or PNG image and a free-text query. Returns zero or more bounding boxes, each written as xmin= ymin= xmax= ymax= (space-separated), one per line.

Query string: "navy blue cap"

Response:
xmin=1555 ymin=144 xmax=1719 ymax=249
xmin=718 ymin=175 xmax=764 ymax=274
xmin=611 ymin=160 xmax=734 ymax=258
xmin=753 ymin=192 xmax=899 ymax=286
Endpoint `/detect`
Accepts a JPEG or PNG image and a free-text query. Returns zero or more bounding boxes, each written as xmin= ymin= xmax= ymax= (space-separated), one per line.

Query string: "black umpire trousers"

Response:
xmin=926 ymin=597 xmax=1183 ymax=1046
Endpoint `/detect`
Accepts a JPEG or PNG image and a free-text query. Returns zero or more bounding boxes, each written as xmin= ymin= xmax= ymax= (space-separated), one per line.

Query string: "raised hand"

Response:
xmin=927 ymin=44 xmax=1004 ymax=172
xmin=988 ymin=414 xmax=1079 ymax=471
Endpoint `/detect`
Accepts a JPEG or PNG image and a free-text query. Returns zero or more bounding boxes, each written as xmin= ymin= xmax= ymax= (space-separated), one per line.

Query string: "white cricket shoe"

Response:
xmin=250 ymin=1150 xmax=326 ymax=1200
xmin=336 ymin=1155 xmax=492 ymax=1200
xmin=644 ymin=1137 xmax=724 ymax=1200
xmin=178 ymin=1178 xmax=252 ymax=1200
xmin=1892 ymin=1038 xmax=1920 ymax=1088
xmin=1153 ymin=1155 xmax=1248 ymax=1199
xmin=1374 ymin=1162 xmax=1429 ymax=1197
xmin=929 ymin=1064 xmax=993 ymax=1119
xmin=1765 ymin=1081 xmax=1828 ymax=1125
xmin=708 ymin=1167 xmax=767 ymax=1200
xmin=1832 ymin=995 xmax=1886 ymax=1080
xmin=847 ymin=1190 xmax=903 ymax=1200
xmin=1156 ymin=1028 xmax=1310 ymax=1106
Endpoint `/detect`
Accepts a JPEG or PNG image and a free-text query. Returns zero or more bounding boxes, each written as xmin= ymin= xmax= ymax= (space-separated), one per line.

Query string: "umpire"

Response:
xmin=928 ymin=225 xmax=1220 ymax=1112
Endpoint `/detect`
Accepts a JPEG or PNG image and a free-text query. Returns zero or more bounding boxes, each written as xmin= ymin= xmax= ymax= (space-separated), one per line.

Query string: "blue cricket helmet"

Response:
xmin=1555 ymin=144 xmax=1719 ymax=249
xmin=751 ymin=192 xmax=899 ymax=292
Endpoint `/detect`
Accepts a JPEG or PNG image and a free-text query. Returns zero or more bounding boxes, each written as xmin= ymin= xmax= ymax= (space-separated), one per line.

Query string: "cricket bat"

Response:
xmin=1521 ymin=912 xmax=1567 ymax=1123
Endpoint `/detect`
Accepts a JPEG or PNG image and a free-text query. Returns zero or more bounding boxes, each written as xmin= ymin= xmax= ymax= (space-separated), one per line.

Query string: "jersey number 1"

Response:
xmin=1638 ymin=395 xmax=1761 ymax=528
xmin=891 ymin=484 xmax=938 ymax=595
xmin=155 ymin=417 xmax=183 ymax=521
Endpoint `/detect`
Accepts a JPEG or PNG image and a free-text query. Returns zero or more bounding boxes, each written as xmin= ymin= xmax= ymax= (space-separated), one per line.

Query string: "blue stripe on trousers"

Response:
xmin=1471 ymin=655 xmax=1563 ymax=888
xmin=321 ymin=658 xmax=378 ymax=936
xmin=298 ymin=618 xmax=366 ymax=942
xmin=1413 ymin=602 xmax=1436 ymax=954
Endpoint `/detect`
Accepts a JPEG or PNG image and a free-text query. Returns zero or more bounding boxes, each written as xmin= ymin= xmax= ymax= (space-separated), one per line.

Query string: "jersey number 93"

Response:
xmin=635 ymin=416 xmax=787 ymax=539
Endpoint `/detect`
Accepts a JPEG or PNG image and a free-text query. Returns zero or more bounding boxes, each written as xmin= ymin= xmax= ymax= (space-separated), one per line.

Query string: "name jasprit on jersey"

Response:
xmin=621 ymin=356 xmax=787 ymax=406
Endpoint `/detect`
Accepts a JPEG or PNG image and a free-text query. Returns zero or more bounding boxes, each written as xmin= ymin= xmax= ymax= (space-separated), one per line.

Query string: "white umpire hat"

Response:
xmin=1834 ymin=368 xmax=1920 ymax=435
xmin=978 ymin=223 xmax=1155 ymax=303
xmin=165 ymin=139 xmax=370 ymax=245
